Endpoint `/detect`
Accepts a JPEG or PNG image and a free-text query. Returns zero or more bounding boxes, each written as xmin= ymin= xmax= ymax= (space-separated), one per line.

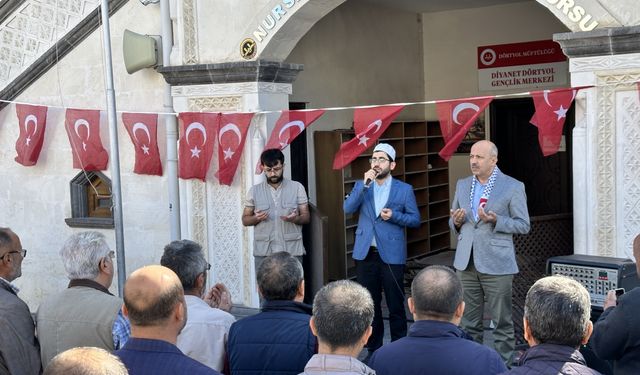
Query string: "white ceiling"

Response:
xmin=357 ymin=0 xmax=530 ymax=13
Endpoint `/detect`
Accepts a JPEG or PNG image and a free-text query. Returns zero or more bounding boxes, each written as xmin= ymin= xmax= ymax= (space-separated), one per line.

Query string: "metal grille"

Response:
xmin=513 ymin=214 xmax=573 ymax=345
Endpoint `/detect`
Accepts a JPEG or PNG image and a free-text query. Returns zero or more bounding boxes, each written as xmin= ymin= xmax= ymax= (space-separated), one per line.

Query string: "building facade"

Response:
xmin=0 ymin=0 xmax=638 ymax=309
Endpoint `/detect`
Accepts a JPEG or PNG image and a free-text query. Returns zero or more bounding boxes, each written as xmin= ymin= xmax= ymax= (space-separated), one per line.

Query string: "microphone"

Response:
xmin=364 ymin=170 xmax=379 ymax=188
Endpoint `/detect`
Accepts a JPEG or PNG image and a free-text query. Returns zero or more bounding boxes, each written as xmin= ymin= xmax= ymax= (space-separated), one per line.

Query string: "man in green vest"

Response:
xmin=242 ymin=148 xmax=310 ymax=271
xmin=36 ymin=231 xmax=130 ymax=368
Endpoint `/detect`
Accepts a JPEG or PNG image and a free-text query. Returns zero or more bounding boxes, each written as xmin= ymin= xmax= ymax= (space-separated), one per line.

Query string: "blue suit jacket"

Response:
xmin=115 ymin=337 xmax=219 ymax=375
xmin=344 ymin=178 xmax=420 ymax=265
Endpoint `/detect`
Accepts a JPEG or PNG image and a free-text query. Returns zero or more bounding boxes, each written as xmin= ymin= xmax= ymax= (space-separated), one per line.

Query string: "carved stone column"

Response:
xmin=555 ymin=26 xmax=640 ymax=259
xmin=159 ymin=60 xmax=302 ymax=307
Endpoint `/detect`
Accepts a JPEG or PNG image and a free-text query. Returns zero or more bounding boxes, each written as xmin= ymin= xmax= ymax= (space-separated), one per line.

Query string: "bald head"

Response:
xmin=44 ymin=347 xmax=128 ymax=375
xmin=473 ymin=140 xmax=498 ymax=157
xmin=0 ymin=228 xmax=23 ymax=281
xmin=470 ymin=140 xmax=498 ymax=181
xmin=411 ymin=265 xmax=463 ymax=321
xmin=123 ymin=265 xmax=184 ymax=327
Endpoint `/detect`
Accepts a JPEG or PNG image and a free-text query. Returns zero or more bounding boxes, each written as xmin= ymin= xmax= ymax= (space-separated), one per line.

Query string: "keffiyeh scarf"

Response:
xmin=470 ymin=166 xmax=500 ymax=220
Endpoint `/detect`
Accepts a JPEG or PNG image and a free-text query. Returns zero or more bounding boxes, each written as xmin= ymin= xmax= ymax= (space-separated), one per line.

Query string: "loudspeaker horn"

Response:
xmin=122 ymin=29 xmax=162 ymax=74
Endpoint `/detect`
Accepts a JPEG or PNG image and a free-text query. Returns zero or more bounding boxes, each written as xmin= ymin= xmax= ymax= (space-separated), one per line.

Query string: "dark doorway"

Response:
xmin=490 ymin=97 xmax=575 ymax=347
xmin=288 ymin=101 xmax=314 ymax=302
xmin=490 ymin=98 xmax=573 ymax=216
xmin=289 ymin=102 xmax=309 ymax=192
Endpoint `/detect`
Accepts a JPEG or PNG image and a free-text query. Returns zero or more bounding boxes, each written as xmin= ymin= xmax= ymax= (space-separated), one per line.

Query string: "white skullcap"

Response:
xmin=373 ymin=143 xmax=396 ymax=161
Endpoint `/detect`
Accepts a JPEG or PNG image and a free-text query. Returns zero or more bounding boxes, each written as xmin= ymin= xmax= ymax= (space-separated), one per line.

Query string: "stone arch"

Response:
xmin=251 ymin=0 xmax=639 ymax=61
xmin=245 ymin=0 xmax=346 ymax=61
xmin=535 ymin=0 xmax=639 ymax=32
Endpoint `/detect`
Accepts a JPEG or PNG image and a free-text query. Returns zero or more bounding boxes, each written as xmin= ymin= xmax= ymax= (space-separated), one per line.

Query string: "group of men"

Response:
xmin=3 ymin=142 xmax=640 ymax=374
xmin=342 ymin=139 xmax=530 ymax=366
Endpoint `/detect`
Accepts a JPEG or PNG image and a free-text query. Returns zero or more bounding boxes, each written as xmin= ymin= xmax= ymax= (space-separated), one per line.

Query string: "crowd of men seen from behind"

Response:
xmin=2 ymin=229 xmax=640 ymax=375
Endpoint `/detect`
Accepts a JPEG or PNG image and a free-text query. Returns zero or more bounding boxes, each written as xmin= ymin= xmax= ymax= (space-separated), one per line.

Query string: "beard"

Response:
xmin=375 ymin=169 xmax=390 ymax=180
xmin=268 ymin=175 xmax=284 ymax=184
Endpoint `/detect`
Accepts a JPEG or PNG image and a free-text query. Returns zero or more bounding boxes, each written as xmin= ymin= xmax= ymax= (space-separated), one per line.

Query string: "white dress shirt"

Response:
xmin=177 ymin=295 xmax=236 ymax=371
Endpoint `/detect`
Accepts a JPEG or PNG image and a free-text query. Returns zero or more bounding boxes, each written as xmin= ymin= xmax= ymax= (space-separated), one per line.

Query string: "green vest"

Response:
xmin=36 ymin=285 xmax=122 ymax=367
xmin=251 ymin=179 xmax=306 ymax=256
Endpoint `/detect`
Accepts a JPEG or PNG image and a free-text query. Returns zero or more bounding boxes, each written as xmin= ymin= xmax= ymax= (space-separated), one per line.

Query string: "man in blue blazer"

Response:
xmin=344 ymin=143 xmax=420 ymax=358
xmin=449 ymin=140 xmax=530 ymax=366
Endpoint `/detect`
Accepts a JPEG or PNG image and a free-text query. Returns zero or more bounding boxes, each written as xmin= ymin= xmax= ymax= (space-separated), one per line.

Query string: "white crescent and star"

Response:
xmin=23 ymin=114 xmax=38 ymax=146
xmin=185 ymin=122 xmax=207 ymax=158
xmin=543 ymin=90 xmax=552 ymax=107
xmin=277 ymin=120 xmax=305 ymax=148
xmin=132 ymin=122 xmax=152 ymax=155
xmin=218 ymin=123 xmax=242 ymax=161
xmin=357 ymin=119 xmax=383 ymax=146
xmin=543 ymin=90 xmax=575 ymax=121
xmin=452 ymin=103 xmax=480 ymax=125
xmin=74 ymin=119 xmax=91 ymax=151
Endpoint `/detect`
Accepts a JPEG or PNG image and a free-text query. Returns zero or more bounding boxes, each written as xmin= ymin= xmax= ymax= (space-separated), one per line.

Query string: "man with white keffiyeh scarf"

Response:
xmin=449 ymin=140 xmax=530 ymax=367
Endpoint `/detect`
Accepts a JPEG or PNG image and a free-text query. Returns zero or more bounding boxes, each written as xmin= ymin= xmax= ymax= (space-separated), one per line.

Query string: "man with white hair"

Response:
xmin=37 ymin=231 xmax=129 ymax=367
xmin=44 ymin=347 xmax=129 ymax=375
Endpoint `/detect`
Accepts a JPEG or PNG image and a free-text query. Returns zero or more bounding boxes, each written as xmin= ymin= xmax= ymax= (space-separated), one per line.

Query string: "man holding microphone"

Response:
xmin=344 ymin=143 xmax=420 ymax=360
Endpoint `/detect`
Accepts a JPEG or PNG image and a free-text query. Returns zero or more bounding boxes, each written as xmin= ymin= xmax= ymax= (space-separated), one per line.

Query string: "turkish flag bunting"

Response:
xmin=530 ymin=86 xmax=589 ymax=156
xmin=215 ymin=112 xmax=255 ymax=185
xmin=332 ymin=105 xmax=405 ymax=170
xmin=256 ymin=109 xmax=325 ymax=174
xmin=122 ymin=112 xmax=162 ymax=176
xmin=436 ymin=97 xmax=493 ymax=161
xmin=178 ymin=112 xmax=218 ymax=181
xmin=14 ymin=104 xmax=48 ymax=166
xmin=64 ymin=109 xmax=109 ymax=171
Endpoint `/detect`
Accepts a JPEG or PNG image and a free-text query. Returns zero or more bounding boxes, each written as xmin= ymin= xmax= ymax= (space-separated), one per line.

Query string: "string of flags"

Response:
xmin=8 ymin=83 xmax=640 ymax=185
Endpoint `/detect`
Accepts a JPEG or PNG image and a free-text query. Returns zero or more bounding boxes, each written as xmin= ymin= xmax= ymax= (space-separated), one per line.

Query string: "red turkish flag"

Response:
xmin=436 ymin=97 xmax=493 ymax=161
xmin=332 ymin=105 xmax=405 ymax=170
xmin=14 ymin=104 xmax=48 ymax=166
xmin=65 ymin=109 xmax=109 ymax=171
xmin=178 ymin=112 xmax=218 ymax=181
xmin=215 ymin=112 xmax=255 ymax=185
xmin=256 ymin=109 xmax=325 ymax=173
xmin=122 ymin=113 xmax=162 ymax=176
xmin=530 ymin=87 xmax=588 ymax=156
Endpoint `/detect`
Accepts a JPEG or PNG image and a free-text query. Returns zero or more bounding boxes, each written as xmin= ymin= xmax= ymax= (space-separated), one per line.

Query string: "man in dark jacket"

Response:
xmin=590 ymin=234 xmax=640 ymax=375
xmin=503 ymin=275 xmax=601 ymax=374
xmin=0 ymin=228 xmax=41 ymax=375
xmin=368 ymin=265 xmax=506 ymax=375
xmin=226 ymin=252 xmax=316 ymax=375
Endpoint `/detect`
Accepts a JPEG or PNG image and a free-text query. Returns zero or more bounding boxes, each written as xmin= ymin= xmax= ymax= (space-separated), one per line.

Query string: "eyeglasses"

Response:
xmin=0 ymin=249 xmax=27 ymax=260
xmin=369 ymin=158 xmax=390 ymax=164
xmin=203 ymin=263 xmax=211 ymax=273
xmin=263 ymin=165 xmax=283 ymax=174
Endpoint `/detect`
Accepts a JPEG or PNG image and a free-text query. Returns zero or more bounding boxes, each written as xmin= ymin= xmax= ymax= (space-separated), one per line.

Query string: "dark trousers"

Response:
xmin=356 ymin=249 xmax=407 ymax=351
